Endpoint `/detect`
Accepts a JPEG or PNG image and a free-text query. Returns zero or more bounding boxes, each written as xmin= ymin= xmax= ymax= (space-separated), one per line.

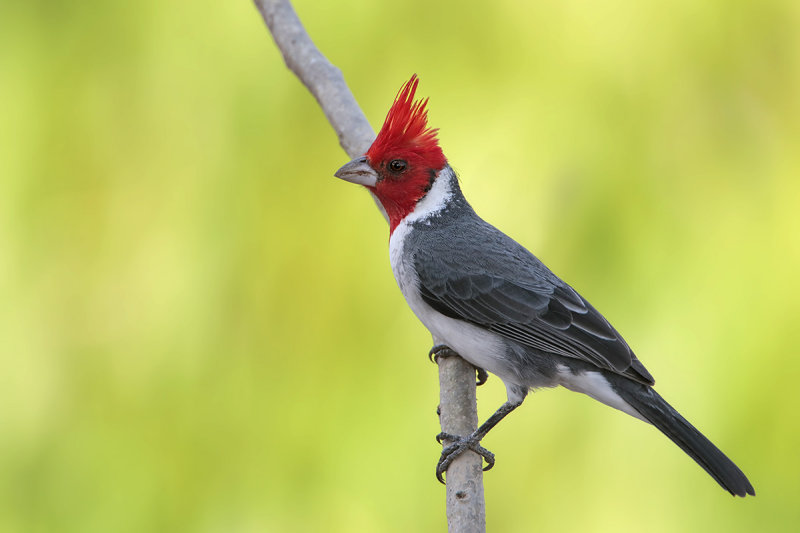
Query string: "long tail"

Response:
xmin=610 ymin=376 xmax=755 ymax=497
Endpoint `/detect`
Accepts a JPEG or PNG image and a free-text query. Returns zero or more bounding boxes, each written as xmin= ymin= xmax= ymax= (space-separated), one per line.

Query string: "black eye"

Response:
xmin=389 ymin=159 xmax=407 ymax=173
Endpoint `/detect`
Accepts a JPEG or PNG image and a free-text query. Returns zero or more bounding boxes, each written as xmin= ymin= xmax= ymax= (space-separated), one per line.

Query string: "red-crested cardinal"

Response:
xmin=334 ymin=75 xmax=754 ymax=497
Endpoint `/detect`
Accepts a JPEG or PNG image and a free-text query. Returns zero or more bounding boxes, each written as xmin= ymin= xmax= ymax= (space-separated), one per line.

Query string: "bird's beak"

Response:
xmin=334 ymin=156 xmax=378 ymax=187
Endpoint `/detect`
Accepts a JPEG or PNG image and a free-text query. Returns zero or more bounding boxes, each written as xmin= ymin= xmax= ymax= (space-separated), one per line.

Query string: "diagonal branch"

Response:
xmin=253 ymin=1 xmax=486 ymax=531
xmin=254 ymin=0 xmax=373 ymax=158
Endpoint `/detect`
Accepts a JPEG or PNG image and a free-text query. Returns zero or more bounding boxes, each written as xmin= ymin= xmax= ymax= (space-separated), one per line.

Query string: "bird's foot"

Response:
xmin=428 ymin=344 xmax=458 ymax=363
xmin=428 ymin=345 xmax=489 ymax=386
xmin=435 ymin=431 xmax=495 ymax=484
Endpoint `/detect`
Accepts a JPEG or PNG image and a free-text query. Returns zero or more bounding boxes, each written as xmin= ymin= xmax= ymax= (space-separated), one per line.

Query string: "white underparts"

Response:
xmin=557 ymin=364 xmax=648 ymax=422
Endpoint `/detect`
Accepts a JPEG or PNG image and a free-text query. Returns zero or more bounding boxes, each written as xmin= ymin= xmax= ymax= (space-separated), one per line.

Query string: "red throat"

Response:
xmin=365 ymin=75 xmax=447 ymax=234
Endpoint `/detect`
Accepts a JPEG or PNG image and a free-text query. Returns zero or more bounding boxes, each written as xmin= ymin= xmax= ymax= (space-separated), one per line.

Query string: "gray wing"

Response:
xmin=412 ymin=230 xmax=654 ymax=385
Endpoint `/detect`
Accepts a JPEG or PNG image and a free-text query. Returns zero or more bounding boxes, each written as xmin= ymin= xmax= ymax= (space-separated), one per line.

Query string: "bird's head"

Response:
xmin=335 ymin=75 xmax=447 ymax=232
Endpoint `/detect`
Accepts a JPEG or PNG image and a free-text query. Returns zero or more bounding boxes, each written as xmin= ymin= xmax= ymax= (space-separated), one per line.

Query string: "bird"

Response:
xmin=334 ymin=74 xmax=754 ymax=497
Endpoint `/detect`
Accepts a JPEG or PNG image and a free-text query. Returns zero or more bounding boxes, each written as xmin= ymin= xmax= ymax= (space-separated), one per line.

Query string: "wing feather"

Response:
xmin=413 ymin=243 xmax=654 ymax=385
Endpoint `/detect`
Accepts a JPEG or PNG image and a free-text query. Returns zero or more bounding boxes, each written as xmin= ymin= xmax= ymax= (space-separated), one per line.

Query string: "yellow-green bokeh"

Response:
xmin=1 ymin=1 xmax=798 ymax=531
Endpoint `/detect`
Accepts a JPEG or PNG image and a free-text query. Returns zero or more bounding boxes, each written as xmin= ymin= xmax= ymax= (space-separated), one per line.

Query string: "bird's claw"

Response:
xmin=428 ymin=344 xmax=459 ymax=363
xmin=429 ymin=345 xmax=489 ymax=386
xmin=435 ymin=431 xmax=496 ymax=484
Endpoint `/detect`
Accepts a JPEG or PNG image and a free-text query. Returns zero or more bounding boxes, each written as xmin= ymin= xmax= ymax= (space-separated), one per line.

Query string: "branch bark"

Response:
xmin=254 ymin=1 xmax=486 ymax=530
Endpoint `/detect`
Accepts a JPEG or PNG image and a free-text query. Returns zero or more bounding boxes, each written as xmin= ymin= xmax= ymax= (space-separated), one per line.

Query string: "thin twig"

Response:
xmin=253 ymin=1 xmax=486 ymax=530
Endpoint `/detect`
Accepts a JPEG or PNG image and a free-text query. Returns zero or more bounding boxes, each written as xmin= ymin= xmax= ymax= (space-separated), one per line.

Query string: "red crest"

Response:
xmin=366 ymin=75 xmax=445 ymax=170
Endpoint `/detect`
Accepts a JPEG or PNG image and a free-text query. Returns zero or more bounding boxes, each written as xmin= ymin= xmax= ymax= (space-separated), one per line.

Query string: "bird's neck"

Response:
xmin=386 ymin=165 xmax=465 ymax=235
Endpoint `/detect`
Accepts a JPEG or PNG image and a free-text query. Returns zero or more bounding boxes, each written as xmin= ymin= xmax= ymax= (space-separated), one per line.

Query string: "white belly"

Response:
xmin=389 ymin=219 xmax=518 ymax=383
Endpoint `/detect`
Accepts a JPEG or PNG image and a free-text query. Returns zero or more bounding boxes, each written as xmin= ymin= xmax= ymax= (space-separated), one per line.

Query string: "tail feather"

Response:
xmin=610 ymin=377 xmax=755 ymax=497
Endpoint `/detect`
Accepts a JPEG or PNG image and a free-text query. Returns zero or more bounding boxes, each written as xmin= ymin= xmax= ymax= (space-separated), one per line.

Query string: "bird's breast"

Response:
xmin=388 ymin=221 xmax=518 ymax=385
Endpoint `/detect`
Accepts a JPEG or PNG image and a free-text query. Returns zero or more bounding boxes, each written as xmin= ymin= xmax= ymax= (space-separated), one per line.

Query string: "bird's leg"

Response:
xmin=428 ymin=344 xmax=489 ymax=386
xmin=435 ymin=398 xmax=524 ymax=484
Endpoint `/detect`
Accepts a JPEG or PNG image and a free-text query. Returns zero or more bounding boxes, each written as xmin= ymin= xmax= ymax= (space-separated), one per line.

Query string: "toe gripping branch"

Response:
xmin=428 ymin=344 xmax=488 ymax=386
xmin=434 ymin=399 xmax=522 ymax=484
xmin=435 ymin=432 xmax=495 ymax=484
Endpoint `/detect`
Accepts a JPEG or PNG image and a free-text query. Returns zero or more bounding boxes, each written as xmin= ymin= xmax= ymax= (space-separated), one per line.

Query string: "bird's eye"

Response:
xmin=389 ymin=159 xmax=407 ymax=173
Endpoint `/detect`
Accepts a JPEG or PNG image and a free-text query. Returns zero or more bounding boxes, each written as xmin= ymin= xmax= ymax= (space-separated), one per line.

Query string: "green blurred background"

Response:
xmin=1 ymin=0 xmax=798 ymax=531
